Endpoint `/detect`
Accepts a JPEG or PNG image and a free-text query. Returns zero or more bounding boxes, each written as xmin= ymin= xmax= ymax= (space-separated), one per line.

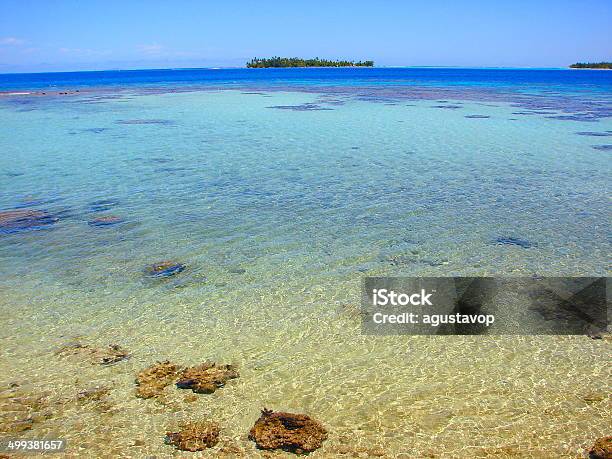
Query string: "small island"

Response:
xmin=246 ymin=57 xmax=374 ymax=68
xmin=569 ymin=62 xmax=612 ymax=69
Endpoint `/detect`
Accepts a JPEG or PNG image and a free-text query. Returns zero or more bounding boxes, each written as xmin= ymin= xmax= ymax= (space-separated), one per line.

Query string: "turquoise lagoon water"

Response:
xmin=0 ymin=69 xmax=610 ymax=457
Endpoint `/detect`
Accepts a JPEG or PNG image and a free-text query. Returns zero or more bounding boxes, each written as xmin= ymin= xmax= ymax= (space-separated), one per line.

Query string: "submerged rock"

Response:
xmin=547 ymin=114 xmax=598 ymax=122
xmin=135 ymin=361 xmax=181 ymax=399
xmin=117 ymin=119 xmax=175 ymax=125
xmin=0 ymin=388 xmax=53 ymax=434
xmin=88 ymin=215 xmax=125 ymax=227
xmin=0 ymin=209 xmax=58 ymax=233
xmin=576 ymin=131 xmax=612 ymax=137
xmin=267 ymin=103 xmax=333 ymax=111
xmin=589 ymin=436 xmax=612 ymax=459
xmin=55 ymin=342 xmax=130 ymax=365
xmin=166 ymin=421 xmax=220 ymax=451
xmin=80 ymin=127 xmax=110 ymax=134
xmin=76 ymin=386 xmax=111 ymax=403
xmin=494 ymin=236 xmax=535 ymax=248
xmin=145 ymin=261 xmax=186 ymax=278
xmin=176 ymin=362 xmax=239 ymax=394
xmin=249 ymin=409 xmax=328 ymax=454
xmin=89 ymin=199 xmax=119 ymax=212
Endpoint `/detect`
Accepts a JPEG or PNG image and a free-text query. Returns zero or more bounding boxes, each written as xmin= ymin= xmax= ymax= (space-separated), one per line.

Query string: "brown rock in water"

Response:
xmin=248 ymin=408 xmax=328 ymax=454
xmin=165 ymin=421 xmax=220 ymax=451
xmin=0 ymin=388 xmax=53 ymax=434
xmin=55 ymin=342 xmax=130 ymax=365
xmin=176 ymin=362 xmax=239 ymax=394
xmin=135 ymin=361 xmax=181 ymax=399
xmin=590 ymin=436 xmax=612 ymax=459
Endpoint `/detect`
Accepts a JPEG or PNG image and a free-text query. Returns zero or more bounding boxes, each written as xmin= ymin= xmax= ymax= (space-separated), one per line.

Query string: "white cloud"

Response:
xmin=0 ymin=37 xmax=25 ymax=46
xmin=137 ymin=43 xmax=164 ymax=55
xmin=59 ymin=47 xmax=111 ymax=57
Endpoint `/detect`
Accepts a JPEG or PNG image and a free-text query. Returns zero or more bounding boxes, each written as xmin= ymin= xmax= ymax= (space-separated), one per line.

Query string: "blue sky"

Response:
xmin=0 ymin=0 xmax=610 ymax=72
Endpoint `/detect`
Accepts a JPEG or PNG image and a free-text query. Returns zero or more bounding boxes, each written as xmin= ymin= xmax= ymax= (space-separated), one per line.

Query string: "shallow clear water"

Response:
xmin=0 ymin=69 xmax=610 ymax=457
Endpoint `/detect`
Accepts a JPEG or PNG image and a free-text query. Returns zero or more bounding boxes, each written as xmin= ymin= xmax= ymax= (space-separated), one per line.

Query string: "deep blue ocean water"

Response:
xmin=1 ymin=67 xmax=612 ymax=92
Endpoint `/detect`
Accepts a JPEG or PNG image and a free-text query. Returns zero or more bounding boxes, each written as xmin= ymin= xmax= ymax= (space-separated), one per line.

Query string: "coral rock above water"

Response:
xmin=176 ymin=362 xmax=239 ymax=394
xmin=55 ymin=343 xmax=130 ymax=365
xmin=589 ymin=436 xmax=612 ymax=459
xmin=135 ymin=361 xmax=181 ymax=399
xmin=165 ymin=421 xmax=220 ymax=451
xmin=248 ymin=409 xmax=328 ymax=454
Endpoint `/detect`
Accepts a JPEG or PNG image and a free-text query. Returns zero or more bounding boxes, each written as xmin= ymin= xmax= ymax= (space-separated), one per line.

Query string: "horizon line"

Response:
xmin=0 ymin=64 xmax=576 ymax=76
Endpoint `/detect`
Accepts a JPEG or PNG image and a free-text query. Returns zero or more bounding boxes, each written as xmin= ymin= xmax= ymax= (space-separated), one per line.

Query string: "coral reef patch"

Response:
xmin=55 ymin=342 xmax=130 ymax=365
xmin=145 ymin=261 xmax=186 ymax=278
xmin=0 ymin=209 xmax=58 ymax=233
xmin=88 ymin=215 xmax=125 ymax=227
xmin=116 ymin=119 xmax=175 ymax=125
xmin=248 ymin=409 xmax=328 ymax=454
xmin=267 ymin=103 xmax=333 ymax=111
xmin=176 ymin=362 xmax=239 ymax=394
xmin=589 ymin=436 xmax=612 ymax=459
xmin=76 ymin=386 xmax=111 ymax=403
xmin=494 ymin=236 xmax=535 ymax=248
xmin=0 ymin=387 xmax=53 ymax=434
xmin=89 ymin=199 xmax=119 ymax=212
xmin=135 ymin=361 xmax=181 ymax=399
xmin=165 ymin=421 xmax=220 ymax=451
xmin=576 ymin=131 xmax=612 ymax=137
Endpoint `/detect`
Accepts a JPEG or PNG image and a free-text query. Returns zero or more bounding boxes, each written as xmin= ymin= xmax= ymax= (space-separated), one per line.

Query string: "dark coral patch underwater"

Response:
xmin=145 ymin=261 xmax=186 ymax=278
xmin=267 ymin=103 xmax=333 ymax=111
xmin=165 ymin=421 xmax=220 ymax=451
xmin=89 ymin=199 xmax=119 ymax=212
xmin=494 ymin=236 xmax=536 ymax=249
xmin=116 ymin=119 xmax=175 ymax=125
xmin=432 ymin=104 xmax=462 ymax=109
xmin=575 ymin=131 xmax=612 ymax=137
xmin=88 ymin=215 xmax=125 ymax=227
xmin=0 ymin=209 xmax=59 ymax=234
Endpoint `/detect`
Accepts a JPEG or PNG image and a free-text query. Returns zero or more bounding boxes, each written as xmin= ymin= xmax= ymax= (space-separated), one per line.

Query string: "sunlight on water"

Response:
xmin=0 ymin=86 xmax=610 ymax=457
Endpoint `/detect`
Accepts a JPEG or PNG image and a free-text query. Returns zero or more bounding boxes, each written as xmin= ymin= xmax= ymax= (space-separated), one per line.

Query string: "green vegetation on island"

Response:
xmin=569 ymin=62 xmax=612 ymax=69
xmin=246 ymin=57 xmax=374 ymax=68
